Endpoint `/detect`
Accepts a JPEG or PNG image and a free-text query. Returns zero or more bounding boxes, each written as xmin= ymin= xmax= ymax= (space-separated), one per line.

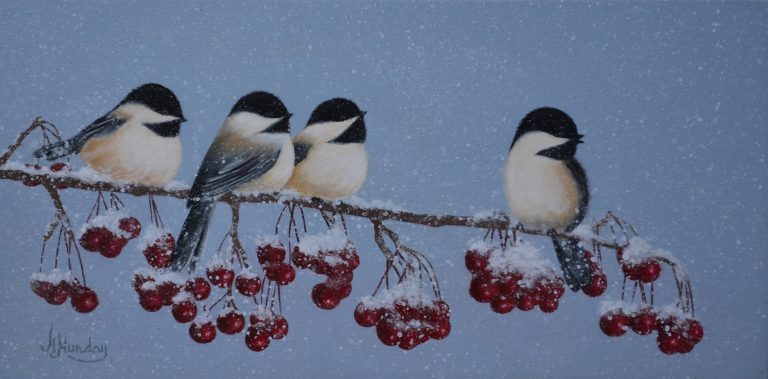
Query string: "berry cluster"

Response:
xmin=245 ymin=306 xmax=289 ymax=351
xmin=79 ymin=211 xmax=141 ymax=258
xmin=465 ymin=239 xmax=565 ymax=314
xmin=256 ymin=242 xmax=296 ymax=286
xmin=618 ymin=240 xmax=663 ymax=283
xmin=137 ymin=227 xmax=175 ymax=269
xmin=30 ymin=270 xmax=98 ymax=313
xmin=132 ymin=270 xmax=190 ymax=313
xmin=599 ymin=305 xmax=703 ymax=354
xmin=22 ymin=162 xmax=69 ymax=188
xmin=288 ymin=229 xmax=360 ymax=310
xmin=354 ymin=289 xmax=450 ymax=350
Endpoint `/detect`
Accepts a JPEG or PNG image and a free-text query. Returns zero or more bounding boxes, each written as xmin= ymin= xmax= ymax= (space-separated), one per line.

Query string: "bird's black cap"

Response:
xmin=120 ymin=83 xmax=185 ymax=121
xmin=229 ymin=91 xmax=290 ymax=119
xmin=307 ymin=98 xmax=365 ymax=126
xmin=512 ymin=107 xmax=582 ymax=146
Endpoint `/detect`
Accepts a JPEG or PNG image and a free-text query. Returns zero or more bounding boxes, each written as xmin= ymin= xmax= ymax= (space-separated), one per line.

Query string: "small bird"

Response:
xmin=34 ymin=83 xmax=185 ymax=186
xmin=170 ymin=91 xmax=294 ymax=271
xmin=503 ymin=107 xmax=592 ymax=291
xmin=285 ymin=98 xmax=368 ymax=200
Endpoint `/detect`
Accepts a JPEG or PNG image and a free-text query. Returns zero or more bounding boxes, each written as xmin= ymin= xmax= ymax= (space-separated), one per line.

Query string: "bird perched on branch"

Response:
xmin=503 ymin=107 xmax=592 ymax=291
xmin=285 ymin=98 xmax=368 ymax=200
xmin=171 ymin=91 xmax=294 ymax=271
xmin=33 ymin=83 xmax=185 ymax=186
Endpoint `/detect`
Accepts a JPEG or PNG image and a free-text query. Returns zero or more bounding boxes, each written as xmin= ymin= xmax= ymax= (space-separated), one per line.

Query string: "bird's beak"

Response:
xmin=286 ymin=113 xmax=293 ymax=119
xmin=360 ymin=110 xmax=367 ymax=118
xmin=574 ymin=133 xmax=584 ymax=143
xmin=180 ymin=117 xmax=188 ymax=123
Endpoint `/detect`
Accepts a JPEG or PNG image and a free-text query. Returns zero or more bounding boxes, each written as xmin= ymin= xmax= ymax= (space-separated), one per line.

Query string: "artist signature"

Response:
xmin=40 ymin=325 xmax=108 ymax=363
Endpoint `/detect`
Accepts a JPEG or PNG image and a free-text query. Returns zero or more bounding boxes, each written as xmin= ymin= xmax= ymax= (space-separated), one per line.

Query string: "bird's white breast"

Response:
xmin=80 ymin=121 xmax=181 ymax=186
xmin=503 ymin=144 xmax=580 ymax=231
xmin=286 ymin=142 xmax=368 ymax=200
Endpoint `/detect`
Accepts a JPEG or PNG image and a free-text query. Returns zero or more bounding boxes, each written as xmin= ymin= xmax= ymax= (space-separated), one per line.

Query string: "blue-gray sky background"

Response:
xmin=0 ymin=1 xmax=766 ymax=378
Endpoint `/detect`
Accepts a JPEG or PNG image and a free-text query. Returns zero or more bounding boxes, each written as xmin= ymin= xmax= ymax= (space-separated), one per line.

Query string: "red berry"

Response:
xmin=207 ymin=266 xmax=235 ymax=288
xmin=464 ymin=249 xmax=489 ymax=274
xmin=327 ymin=278 xmax=352 ymax=299
xmin=516 ymin=289 xmax=537 ymax=311
xmin=430 ymin=319 xmax=451 ymax=340
xmin=638 ymin=260 xmax=662 ymax=283
xmin=217 ymin=310 xmax=245 ymax=335
xmin=49 ymin=162 xmax=70 ymax=189
xmin=685 ymin=319 xmax=704 ymax=344
xmin=157 ymin=281 xmax=182 ymax=306
xmin=31 ymin=279 xmax=53 ymax=298
xmin=132 ymin=274 xmax=154 ymax=293
xmin=70 ymin=285 xmax=99 ymax=313
xmin=257 ymin=243 xmax=286 ymax=265
xmin=622 ymin=263 xmax=641 ymax=281
xmin=376 ymin=320 xmax=401 ymax=346
xmin=185 ymin=278 xmax=211 ymax=301
xmin=143 ymin=245 xmax=171 ymax=269
xmin=235 ymin=275 xmax=262 ymax=296
xmin=172 ymin=300 xmax=197 ymax=323
xmin=498 ymin=274 xmax=521 ymax=296
xmin=582 ymin=272 xmax=607 ymax=297
xmin=118 ymin=217 xmax=141 ymax=239
xmin=45 ymin=281 xmax=70 ymax=305
xmin=469 ymin=274 xmax=499 ymax=303
xmin=340 ymin=249 xmax=360 ymax=270
xmin=539 ymin=299 xmax=559 ymax=313
xmin=490 ymin=295 xmax=515 ymax=314
xmin=79 ymin=227 xmax=113 ymax=252
xmin=354 ymin=304 xmax=381 ymax=327
xmin=630 ymin=310 xmax=658 ymax=335
xmin=245 ymin=325 xmax=270 ymax=351
xmin=291 ymin=246 xmax=312 ymax=269
xmin=657 ymin=330 xmax=684 ymax=354
xmin=600 ymin=310 xmax=629 ymax=337
xmin=100 ymin=237 xmax=127 ymax=258
xmin=399 ymin=328 xmax=420 ymax=350
xmin=189 ymin=321 xmax=216 ymax=344
xmin=311 ymin=283 xmax=341 ymax=310
xmin=265 ymin=263 xmax=295 ymax=285
xmin=271 ymin=316 xmax=289 ymax=339
xmin=139 ymin=289 xmax=164 ymax=312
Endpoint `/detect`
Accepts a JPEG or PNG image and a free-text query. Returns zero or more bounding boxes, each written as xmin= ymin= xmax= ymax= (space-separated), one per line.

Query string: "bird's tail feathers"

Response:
xmin=170 ymin=200 xmax=216 ymax=272
xmin=552 ymin=236 xmax=593 ymax=292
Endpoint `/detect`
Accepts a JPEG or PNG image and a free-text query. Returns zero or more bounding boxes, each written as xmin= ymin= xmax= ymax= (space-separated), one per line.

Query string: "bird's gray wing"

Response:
xmin=188 ymin=141 xmax=280 ymax=204
xmin=293 ymin=143 xmax=311 ymax=165
xmin=565 ymin=157 xmax=589 ymax=231
xmin=33 ymin=113 xmax=124 ymax=160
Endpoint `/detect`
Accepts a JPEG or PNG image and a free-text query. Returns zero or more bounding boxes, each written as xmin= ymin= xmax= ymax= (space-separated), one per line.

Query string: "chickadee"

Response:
xmin=34 ymin=83 xmax=185 ymax=186
xmin=170 ymin=91 xmax=294 ymax=271
xmin=285 ymin=98 xmax=367 ymax=200
xmin=503 ymin=107 xmax=592 ymax=291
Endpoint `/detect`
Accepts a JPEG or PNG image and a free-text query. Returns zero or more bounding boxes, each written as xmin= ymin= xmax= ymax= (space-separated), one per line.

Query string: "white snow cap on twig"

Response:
xmin=623 ymin=237 xmax=679 ymax=265
xmin=296 ymin=227 xmax=350 ymax=256
xmin=359 ymin=276 xmax=432 ymax=309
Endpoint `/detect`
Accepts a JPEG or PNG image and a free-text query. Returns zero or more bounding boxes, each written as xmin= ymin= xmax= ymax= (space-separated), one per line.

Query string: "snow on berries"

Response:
xmin=137 ymin=226 xmax=174 ymax=269
xmin=465 ymin=239 xmax=566 ymax=314
xmin=618 ymin=237 xmax=664 ymax=283
xmin=30 ymin=270 xmax=98 ymax=313
xmin=354 ymin=279 xmax=451 ymax=350
xmin=287 ymin=227 xmax=360 ymax=310
xmin=598 ymin=302 xmax=704 ymax=355
xmin=78 ymin=210 xmax=141 ymax=259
